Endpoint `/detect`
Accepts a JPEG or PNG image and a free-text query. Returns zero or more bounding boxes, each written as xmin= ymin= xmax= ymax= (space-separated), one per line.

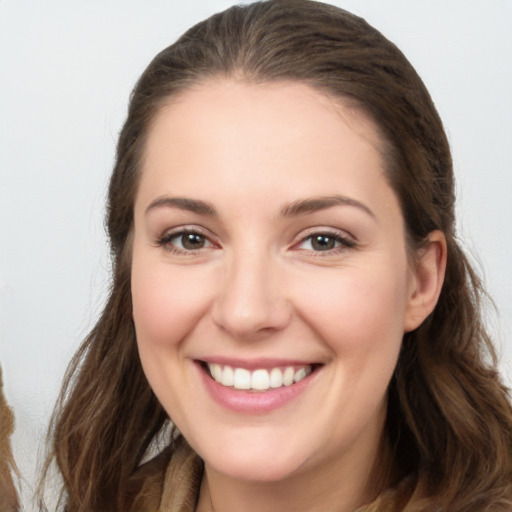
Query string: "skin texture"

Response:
xmin=131 ymin=80 xmax=446 ymax=512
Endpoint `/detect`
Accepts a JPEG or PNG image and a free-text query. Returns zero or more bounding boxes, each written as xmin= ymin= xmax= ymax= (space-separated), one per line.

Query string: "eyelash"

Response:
xmin=155 ymin=228 xmax=356 ymax=256
xmin=294 ymin=230 xmax=356 ymax=255
xmin=156 ymin=228 xmax=215 ymax=255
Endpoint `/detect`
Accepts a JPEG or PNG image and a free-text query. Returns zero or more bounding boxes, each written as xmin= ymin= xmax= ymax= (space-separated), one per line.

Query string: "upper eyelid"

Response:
xmin=293 ymin=226 xmax=356 ymax=243
xmin=155 ymin=225 xmax=218 ymax=249
xmin=290 ymin=227 xmax=358 ymax=252
xmin=158 ymin=224 xmax=215 ymax=239
xmin=156 ymin=228 xmax=218 ymax=256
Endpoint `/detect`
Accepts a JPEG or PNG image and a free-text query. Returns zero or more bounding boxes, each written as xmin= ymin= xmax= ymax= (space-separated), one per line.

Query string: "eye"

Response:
xmin=157 ymin=229 xmax=214 ymax=253
xmin=296 ymin=231 xmax=356 ymax=253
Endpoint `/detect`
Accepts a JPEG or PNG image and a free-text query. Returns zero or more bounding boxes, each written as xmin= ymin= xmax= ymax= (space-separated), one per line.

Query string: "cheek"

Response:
xmin=293 ymin=262 xmax=409 ymax=358
xmin=131 ymin=252 xmax=213 ymax=350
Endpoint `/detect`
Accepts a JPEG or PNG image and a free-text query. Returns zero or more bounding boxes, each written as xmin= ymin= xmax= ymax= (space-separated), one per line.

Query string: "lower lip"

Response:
xmin=197 ymin=363 xmax=318 ymax=414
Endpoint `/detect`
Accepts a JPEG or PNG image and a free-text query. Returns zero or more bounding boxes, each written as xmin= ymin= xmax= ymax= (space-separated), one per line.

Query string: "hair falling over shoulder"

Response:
xmin=1 ymin=367 xmax=19 ymax=512
xmin=39 ymin=1 xmax=512 ymax=511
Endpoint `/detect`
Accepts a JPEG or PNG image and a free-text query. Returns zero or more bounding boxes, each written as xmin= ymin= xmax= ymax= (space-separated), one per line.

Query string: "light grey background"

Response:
xmin=1 ymin=1 xmax=511 ymax=509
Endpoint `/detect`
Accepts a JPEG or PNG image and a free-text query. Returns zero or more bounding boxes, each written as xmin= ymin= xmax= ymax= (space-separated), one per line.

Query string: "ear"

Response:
xmin=404 ymin=230 xmax=447 ymax=332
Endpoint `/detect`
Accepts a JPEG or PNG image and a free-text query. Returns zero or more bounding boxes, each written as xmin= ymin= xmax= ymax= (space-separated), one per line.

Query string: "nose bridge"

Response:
xmin=212 ymin=243 xmax=291 ymax=338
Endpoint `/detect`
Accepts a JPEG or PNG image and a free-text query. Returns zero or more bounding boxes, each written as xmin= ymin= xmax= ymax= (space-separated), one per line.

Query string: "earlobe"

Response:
xmin=404 ymin=230 xmax=447 ymax=332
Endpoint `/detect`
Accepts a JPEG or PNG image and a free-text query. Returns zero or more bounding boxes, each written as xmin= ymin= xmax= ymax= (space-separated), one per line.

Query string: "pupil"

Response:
xmin=312 ymin=235 xmax=334 ymax=251
xmin=182 ymin=233 xmax=204 ymax=250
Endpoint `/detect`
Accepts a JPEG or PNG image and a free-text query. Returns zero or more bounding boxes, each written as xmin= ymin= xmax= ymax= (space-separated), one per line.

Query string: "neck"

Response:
xmin=196 ymin=430 xmax=395 ymax=512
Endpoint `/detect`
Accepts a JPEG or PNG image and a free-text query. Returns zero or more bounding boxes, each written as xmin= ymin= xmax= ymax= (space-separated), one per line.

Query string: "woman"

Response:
xmin=40 ymin=1 xmax=512 ymax=510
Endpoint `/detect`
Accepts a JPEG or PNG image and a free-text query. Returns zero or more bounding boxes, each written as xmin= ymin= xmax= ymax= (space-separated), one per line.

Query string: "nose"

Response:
xmin=211 ymin=249 xmax=292 ymax=340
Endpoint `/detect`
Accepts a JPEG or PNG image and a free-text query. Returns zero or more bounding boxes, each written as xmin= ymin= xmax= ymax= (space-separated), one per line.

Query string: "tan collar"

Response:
xmin=160 ymin=440 xmax=203 ymax=512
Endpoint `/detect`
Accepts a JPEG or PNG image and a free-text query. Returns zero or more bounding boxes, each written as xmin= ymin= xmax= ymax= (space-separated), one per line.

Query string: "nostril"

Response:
xmin=212 ymin=293 xmax=293 ymax=339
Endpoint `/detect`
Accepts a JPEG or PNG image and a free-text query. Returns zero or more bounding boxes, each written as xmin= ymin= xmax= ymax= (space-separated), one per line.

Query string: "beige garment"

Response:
xmin=129 ymin=439 xmax=413 ymax=512
xmin=128 ymin=438 xmax=202 ymax=512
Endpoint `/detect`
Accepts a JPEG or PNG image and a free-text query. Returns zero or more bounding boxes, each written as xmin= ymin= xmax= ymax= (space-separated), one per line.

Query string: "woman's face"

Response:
xmin=131 ymin=80 xmax=422 ymax=484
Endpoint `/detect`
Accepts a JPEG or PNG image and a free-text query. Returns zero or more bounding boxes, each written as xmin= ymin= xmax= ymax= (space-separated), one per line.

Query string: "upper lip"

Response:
xmin=195 ymin=357 xmax=321 ymax=370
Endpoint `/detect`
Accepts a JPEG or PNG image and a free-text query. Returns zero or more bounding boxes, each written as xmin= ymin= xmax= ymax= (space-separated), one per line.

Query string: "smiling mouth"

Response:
xmin=200 ymin=362 xmax=319 ymax=392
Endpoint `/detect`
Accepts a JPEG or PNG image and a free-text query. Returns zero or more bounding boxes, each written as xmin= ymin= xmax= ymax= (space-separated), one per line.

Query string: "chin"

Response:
xmin=212 ymin=457 xmax=304 ymax=483
xmin=198 ymin=439 xmax=309 ymax=483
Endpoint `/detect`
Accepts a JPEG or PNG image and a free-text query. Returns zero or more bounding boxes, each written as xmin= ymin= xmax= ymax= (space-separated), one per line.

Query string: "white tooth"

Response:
xmin=283 ymin=367 xmax=294 ymax=386
xmin=294 ymin=367 xmax=307 ymax=383
xmin=269 ymin=367 xmax=283 ymax=388
xmin=251 ymin=369 xmax=270 ymax=390
xmin=233 ymin=368 xmax=251 ymax=390
xmin=221 ymin=365 xmax=234 ymax=386
xmin=211 ymin=364 xmax=312 ymax=390
xmin=210 ymin=363 xmax=222 ymax=382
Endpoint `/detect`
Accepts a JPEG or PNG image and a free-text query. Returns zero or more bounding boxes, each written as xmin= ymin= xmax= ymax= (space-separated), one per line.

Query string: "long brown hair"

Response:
xmin=40 ymin=1 xmax=512 ymax=510
xmin=1 ymin=367 xmax=19 ymax=512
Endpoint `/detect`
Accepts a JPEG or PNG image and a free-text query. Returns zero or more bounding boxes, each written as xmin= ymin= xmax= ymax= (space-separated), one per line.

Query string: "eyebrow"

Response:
xmin=145 ymin=196 xmax=217 ymax=216
xmin=280 ymin=195 xmax=375 ymax=218
xmin=145 ymin=194 xmax=375 ymax=219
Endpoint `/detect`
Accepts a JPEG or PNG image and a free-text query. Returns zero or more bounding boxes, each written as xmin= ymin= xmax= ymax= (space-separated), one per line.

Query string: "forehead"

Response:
xmin=148 ymin=78 xmax=384 ymax=157
xmin=136 ymin=79 xmax=397 ymax=221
